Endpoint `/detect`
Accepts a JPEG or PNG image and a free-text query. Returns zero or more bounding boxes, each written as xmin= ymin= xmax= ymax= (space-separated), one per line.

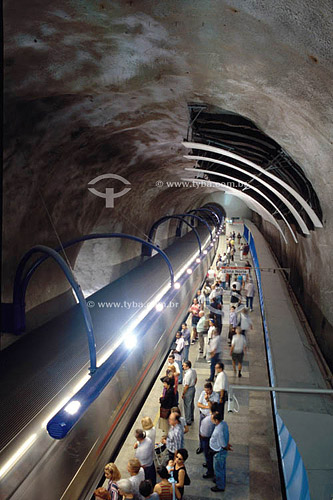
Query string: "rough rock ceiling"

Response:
xmin=2 ymin=0 xmax=333 ymax=324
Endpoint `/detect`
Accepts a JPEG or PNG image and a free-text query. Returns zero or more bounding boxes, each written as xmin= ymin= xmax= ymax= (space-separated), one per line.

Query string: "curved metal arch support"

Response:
xmin=181 ymin=177 xmax=288 ymax=245
xmin=204 ymin=203 xmax=224 ymax=223
xmin=185 ymin=167 xmax=298 ymax=243
xmin=14 ymin=245 xmax=97 ymax=374
xmin=174 ymin=213 xmax=213 ymax=241
xmin=189 ymin=207 xmax=220 ymax=226
xmin=14 ymin=235 xmax=175 ymax=336
xmin=183 ymin=141 xmax=323 ymax=229
xmin=143 ymin=215 xmax=203 ymax=257
xmin=184 ymin=154 xmax=310 ymax=236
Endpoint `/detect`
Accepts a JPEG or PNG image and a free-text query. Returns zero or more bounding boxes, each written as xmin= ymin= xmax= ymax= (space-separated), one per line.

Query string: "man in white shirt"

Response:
xmin=230 ymin=326 xmax=247 ymax=377
xmin=231 ymin=279 xmax=241 ymax=291
xmin=207 ymin=329 xmax=222 ymax=383
xmin=245 ymin=280 xmax=255 ymax=311
xmin=182 ymin=360 xmax=197 ymax=425
xmin=196 ymin=311 xmax=207 ymax=354
xmin=173 ymin=331 xmax=185 ymax=383
xmin=217 ymin=269 xmax=227 ymax=289
xmin=197 ymin=382 xmax=220 ymax=423
xmin=213 ymin=362 xmax=229 ymax=420
xmin=228 ymin=306 xmax=238 ymax=346
xmin=134 ymin=429 xmax=156 ymax=486
xmin=209 ymin=284 xmax=217 ymax=303
xmin=167 ymin=353 xmax=180 ymax=376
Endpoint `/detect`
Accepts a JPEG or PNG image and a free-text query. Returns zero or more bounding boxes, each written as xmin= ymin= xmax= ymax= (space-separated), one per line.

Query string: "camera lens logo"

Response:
xmin=88 ymin=174 xmax=131 ymax=208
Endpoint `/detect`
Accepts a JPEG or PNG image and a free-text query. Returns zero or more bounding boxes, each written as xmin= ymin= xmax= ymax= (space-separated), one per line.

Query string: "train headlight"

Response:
xmin=124 ymin=334 xmax=137 ymax=349
xmin=64 ymin=401 xmax=81 ymax=415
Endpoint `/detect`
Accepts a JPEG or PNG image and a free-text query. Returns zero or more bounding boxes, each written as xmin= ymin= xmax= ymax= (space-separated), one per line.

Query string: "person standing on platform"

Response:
xmin=117 ymin=478 xmax=141 ymax=500
xmin=189 ymin=298 xmax=200 ymax=344
xmin=209 ymin=412 xmax=232 ymax=492
xmin=154 ymin=466 xmax=181 ymax=500
xmin=168 ymin=448 xmax=190 ymax=499
xmin=207 ymin=266 xmax=216 ymax=285
xmin=182 ymin=360 xmax=197 ymax=425
xmin=217 ymin=268 xmax=227 ymax=290
xmin=204 ymin=320 xmax=216 ymax=360
xmin=94 ymin=487 xmax=111 ymax=500
xmin=134 ymin=429 xmax=156 ymax=486
xmin=237 ymin=232 xmax=242 ymax=244
xmin=245 ymin=279 xmax=255 ymax=311
xmin=181 ymin=323 xmax=191 ymax=362
xmin=196 ymin=311 xmax=207 ymax=355
xmin=228 ymin=306 xmax=238 ymax=346
xmin=243 ymin=243 xmax=249 ymax=258
xmin=213 ymin=362 xmax=229 ymax=420
xmin=197 ymin=289 xmax=206 ymax=311
xmin=103 ymin=463 xmax=121 ymax=499
xmin=167 ymin=353 xmax=180 ymax=378
xmin=162 ymin=412 xmax=184 ymax=461
xmin=141 ymin=417 xmax=156 ymax=446
xmin=230 ymin=326 xmax=247 ymax=377
xmin=173 ymin=331 xmax=185 ymax=384
xmin=230 ymin=284 xmax=242 ymax=307
xmin=240 ymin=307 xmax=253 ymax=336
xmin=139 ymin=480 xmax=159 ymax=500
xmin=159 ymin=377 xmax=176 ymax=433
xmin=196 ymin=383 xmax=219 ymax=453
xmin=239 ymin=243 xmax=244 ymax=261
xmin=207 ymin=329 xmax=222 ymax=383
xmin=127 ymin=459 xmax=145 ymax=499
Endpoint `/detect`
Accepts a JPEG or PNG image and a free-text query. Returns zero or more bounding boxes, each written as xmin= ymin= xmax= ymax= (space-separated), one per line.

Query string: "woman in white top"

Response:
xmin=141 ymin=417 xmax=156 ymax=445
xmin=240 ymin=308 xmax=253 ymax=336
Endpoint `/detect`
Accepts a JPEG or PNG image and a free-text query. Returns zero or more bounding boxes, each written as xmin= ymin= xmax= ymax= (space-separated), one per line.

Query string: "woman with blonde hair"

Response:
xmin=103 ymin=462 xmax=121 ymax=499
xmin=141 ymin=416 xmax=156 ymax=445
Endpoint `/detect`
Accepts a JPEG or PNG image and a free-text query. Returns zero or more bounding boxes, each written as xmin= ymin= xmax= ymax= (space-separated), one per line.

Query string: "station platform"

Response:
xmin=112 ymin=224 xmax=282 ymax=499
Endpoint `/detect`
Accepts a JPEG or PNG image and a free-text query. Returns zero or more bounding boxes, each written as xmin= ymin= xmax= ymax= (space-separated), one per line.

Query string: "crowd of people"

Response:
xmin=94 ymin=229 xmax=254 ymax=499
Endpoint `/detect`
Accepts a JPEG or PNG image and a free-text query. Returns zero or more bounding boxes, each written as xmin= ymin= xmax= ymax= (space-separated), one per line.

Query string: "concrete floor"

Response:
xmin=114 ymin=223 xmax=282 ymax=499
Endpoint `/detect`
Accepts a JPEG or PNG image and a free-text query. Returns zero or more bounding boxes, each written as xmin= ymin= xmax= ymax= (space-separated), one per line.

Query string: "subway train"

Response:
xmin=0 ymin=225 xmax=219 ymax=500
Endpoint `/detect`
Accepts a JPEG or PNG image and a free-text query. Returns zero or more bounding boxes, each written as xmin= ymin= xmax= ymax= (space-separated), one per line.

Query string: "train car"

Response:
xmin=0 ymin=225 xmax=220 ymax=499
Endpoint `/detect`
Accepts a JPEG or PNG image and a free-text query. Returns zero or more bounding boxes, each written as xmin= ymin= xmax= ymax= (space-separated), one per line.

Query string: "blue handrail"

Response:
xmin=143 ymin=215 xmax=205 ymax=257
xmin=188 ymin=207 xmax=219 ymax=226
xmin=172 ymin=213 xmax=213 ymax=241
xmin=13 ymin=234 xmax=174 ymax=334
xmin=13 ymin=245 xmax=97 ymax=374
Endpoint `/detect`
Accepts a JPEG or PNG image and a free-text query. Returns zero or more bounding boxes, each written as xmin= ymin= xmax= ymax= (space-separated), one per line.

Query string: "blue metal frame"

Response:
xmin=143 ymin=215 xmax=205 ymax=257
xmin=204 ymin=204 xmax=224 ymax=223
xmin=173 ymin=213 xmax=213 ymax=240
xmin=47 ymin=228 xmax=219 ymax=439
xmin=13 ymin=245 xmax=97 ymax=375
xmin=12 ymin=234 xmax=174 ymax=335
xmin=243 ymin=224 xmax=310 ymax=500
xmin=188 ymin=208 xmax=219 ymax=227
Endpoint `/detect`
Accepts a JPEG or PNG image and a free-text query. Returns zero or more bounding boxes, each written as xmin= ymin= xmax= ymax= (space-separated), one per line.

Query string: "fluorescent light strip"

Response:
xmin=0 ymin=434 xmax=37 ymax=479
xmin=1 ymin=230 xmax=217 ymax=478
xmin=46 ymin=233 xmax=213 ymax=424
xmin=184 ymin=168 xmax=298 ymax=243
xmin=182 ymin=178 xmax=288 ymax=244
xmin=183 ymin=141 xmax=322 ymax=229
xmin=184 ymin=155 xmax=309 ymax=235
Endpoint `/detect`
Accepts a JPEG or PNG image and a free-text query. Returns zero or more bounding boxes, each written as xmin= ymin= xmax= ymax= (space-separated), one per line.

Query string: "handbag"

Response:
xmin=160 ymin=407 xmax=171 ymax=419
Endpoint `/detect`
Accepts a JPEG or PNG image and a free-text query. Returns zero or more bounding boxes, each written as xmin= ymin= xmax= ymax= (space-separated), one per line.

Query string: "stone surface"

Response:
xmin=2 ymin=1 xmax=333 ymax=370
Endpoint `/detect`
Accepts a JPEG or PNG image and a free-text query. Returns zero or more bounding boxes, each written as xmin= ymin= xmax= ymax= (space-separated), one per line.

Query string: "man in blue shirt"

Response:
xmin=209 ymin=412 xmax=232 ymax=492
